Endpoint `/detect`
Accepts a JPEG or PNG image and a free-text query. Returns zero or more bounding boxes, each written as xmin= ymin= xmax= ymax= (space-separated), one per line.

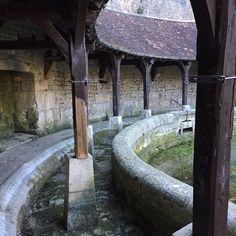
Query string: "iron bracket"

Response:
xmin=70 ymin=80 xmax=88 ymax=85
xmin=189 ymin=75 xmax=236 ymax=84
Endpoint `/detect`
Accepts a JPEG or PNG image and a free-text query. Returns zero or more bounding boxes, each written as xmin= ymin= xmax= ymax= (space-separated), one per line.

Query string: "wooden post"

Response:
xmin=110 ymin=53 xmax=123 ymax=116
xmin=70 ymin=0 xmax=89 ymax=159
xmin=34 ymin=1 xmax=89 ymax=159
xmin=190 ymin=0 xmax=236 ymax=235
xmin=179 ymin=61 xmax=191 ymax=106
xmin=140 ymin=59 xmax=154 ymax=110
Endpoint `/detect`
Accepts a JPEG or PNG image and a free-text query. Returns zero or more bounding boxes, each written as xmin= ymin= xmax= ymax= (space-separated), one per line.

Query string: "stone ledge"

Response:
xmin=112 ymin=111 xmax=236 ymax=235
xmin=0 ymin=138 xmax=74 ymax=236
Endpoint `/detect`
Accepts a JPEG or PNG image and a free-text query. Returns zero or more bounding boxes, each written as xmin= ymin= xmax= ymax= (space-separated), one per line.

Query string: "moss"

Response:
xmin=89 ymin=117 xmax=101 ymax=124
xmin=137 ymin=6 xmax=144 ymax=14
xmin=131 ymin=110 xmax=141 ymax=117
xmin=101 ymin=113 xmax=109 ymax=121
xmin=37 ymin=122 xmax=72 ymax=137
xmin=141 ymin=133 xmax=236 ymax=203
xmin=136 ymin=132 xmax=193 ymax=164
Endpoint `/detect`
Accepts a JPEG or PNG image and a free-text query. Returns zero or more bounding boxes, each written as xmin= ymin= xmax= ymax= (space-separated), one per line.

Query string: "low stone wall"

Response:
xmin=112 ymin=111 xmax=236 ymax=235
xmin=0 ymin=138 xmax=74 ymax=236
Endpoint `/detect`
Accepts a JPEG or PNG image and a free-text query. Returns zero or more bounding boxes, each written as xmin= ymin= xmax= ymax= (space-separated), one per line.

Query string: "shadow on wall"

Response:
xmin=0 ymin=71 xmax=38 ymax=138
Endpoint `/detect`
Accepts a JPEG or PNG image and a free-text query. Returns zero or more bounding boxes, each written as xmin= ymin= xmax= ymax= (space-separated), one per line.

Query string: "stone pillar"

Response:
xmin=64 ymin=154 xmax=97 ymax=231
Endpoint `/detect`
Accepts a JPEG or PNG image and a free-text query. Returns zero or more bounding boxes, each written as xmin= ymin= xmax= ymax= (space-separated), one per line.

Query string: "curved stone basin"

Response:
xmin=146 ymin=135 xmax=236 ymax=204
xmin=112 ymin=111 xmax=236 ymax=235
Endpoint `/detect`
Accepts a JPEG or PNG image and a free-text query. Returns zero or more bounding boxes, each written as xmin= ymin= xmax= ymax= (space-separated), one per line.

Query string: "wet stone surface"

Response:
xmin=22 ymin=130 xmax=143 ymax=236
xmin=0 ymin=133 xmax=35 ymax=153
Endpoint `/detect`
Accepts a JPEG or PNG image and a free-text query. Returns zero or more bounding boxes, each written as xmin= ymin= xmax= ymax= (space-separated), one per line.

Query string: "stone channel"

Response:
xmin=21 ymin=130 xmax=143 ymax=236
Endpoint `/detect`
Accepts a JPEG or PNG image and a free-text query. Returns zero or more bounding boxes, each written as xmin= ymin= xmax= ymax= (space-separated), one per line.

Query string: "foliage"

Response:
xmin=137 ymin=6 xmax=144 ymax=14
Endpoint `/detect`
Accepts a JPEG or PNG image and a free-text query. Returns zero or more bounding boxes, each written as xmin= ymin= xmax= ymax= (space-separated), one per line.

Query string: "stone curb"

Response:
xmin=0 ymin=137 xmax=74 ymax=236
xmin=112 ymin=111 xmax=236 ymax=235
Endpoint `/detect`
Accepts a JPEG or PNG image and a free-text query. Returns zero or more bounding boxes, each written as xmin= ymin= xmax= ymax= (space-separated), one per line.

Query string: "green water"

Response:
xmin=148 ymin=135 xmax=236 ymax=203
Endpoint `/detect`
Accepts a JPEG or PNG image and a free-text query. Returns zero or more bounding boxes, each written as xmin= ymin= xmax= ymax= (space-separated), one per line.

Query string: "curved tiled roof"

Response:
xmin=96 ymin=9 xmax=197 ymax=61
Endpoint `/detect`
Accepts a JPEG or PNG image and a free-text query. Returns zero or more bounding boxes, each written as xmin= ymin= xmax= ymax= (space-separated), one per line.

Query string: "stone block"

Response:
xmin=64 ymin=155 xmax=97 ymax=231
xmin=172 ymin=223 xmax=192 ymax=236
xmin=88 ymin=125 xmax=94 ymax=156
xmin=141 ymin=109 xmax=152 ymax=118
xmin=182 ymin=105 xmax=191 ymax=111
xmin=109 ymin=116 xmax=123 ymax=131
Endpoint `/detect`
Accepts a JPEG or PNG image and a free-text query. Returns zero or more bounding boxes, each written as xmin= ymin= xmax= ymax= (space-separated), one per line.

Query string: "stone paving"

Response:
xmin=0 ymin=133 xmax=35 ymax=153
xmin=0 ymin=129 xmax=73 ymax=186
xmin=21 ymin=129 xmax=143 ymax=236
xmin=0 ymin=117 xmax=140 ymax=187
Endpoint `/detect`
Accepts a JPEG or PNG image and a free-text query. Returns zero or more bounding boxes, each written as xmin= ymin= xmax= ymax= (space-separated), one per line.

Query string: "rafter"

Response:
xmin=0 ymin=3 xmax=67 ymax=22
xmin=33 ymin=20 xmax=69 ymax=63
xmin=0 ymin=39 xmax=56 ymax=50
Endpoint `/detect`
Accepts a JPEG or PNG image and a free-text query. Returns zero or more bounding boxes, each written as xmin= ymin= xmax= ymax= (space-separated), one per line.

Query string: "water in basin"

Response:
xmin=147 ymin=133 xmax=236 ymax=203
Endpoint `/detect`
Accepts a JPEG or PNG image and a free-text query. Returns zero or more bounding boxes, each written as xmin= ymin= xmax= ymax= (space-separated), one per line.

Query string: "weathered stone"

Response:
xmin=172 ymin=223 xmax=192 ymax=236
xmin=0 ymin=21 xmax=197 ymax=136
xmin=108 ymin=116 xmax=123 ymax=131
xmin=88 ymin=125 xmax=94 ymax=156
xmin=182 ymin=105 xmax=191 ymax=111
xmin=64 ymin=155 xmax=97 ymax=231
xmin=22 ymin=129 xmax=143 ymax=235
xmin=141 ymin=109 xmax=152 ymax=118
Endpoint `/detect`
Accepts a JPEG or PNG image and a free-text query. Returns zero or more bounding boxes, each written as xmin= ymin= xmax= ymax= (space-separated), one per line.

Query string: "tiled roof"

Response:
xmin=96 ymin=9 xmax=197 ymax=60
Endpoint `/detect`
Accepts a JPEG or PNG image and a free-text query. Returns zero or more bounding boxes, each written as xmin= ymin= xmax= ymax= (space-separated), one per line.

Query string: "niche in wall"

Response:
xmin=0 ymin=71 xmax=38 ymax=137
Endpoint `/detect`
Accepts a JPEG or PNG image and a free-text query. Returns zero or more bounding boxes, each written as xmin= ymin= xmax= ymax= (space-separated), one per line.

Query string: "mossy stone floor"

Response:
xmin=22 ymin=130 xmax=143 ymax=236
xmin=144 ymin=133 xmax=236 ymax=203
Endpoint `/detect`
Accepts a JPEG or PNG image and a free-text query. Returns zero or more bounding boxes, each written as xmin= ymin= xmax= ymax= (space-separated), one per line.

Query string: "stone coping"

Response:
xmin=112 ymin=111 xmax=236 ymax=235
xmin=0 ymin=137 xmax=74 ymax=236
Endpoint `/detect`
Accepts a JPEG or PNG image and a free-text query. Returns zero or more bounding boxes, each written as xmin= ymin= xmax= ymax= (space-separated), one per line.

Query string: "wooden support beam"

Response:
xmin=33 ymin=20 xmax=69 ymax=63
xmin=0 ymin=39 xmax=56 ymax=50
xmin=70 ymin=0 xmax=90 ymax=159
xmin=178 ymin=61 xmax=191 ymax=105
xmin=98 ymin=57 xmax=111 ymax=83
xmin=138 ymin=59 xmax=154 ymax=110
xmin=0 ymin=1 xmax=74 ymax=22
xmin=190 ymin=0 xmax=236 ymax=235
xmin=110 ymin=53 xmax=123 ymax=116
xmin=44 ymin=61 xmax=53 ymax=80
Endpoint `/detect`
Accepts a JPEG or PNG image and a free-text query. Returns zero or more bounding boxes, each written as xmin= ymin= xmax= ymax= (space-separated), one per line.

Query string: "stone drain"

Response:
xmin=21 ymin=130 xmax=143 ymax=236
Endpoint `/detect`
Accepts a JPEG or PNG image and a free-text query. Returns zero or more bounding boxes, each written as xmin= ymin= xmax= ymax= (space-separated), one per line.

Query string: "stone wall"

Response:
xmin=88 ymin=62 xmax=197 ymax=120
xmin=0 ymin=73 xmax=14 ymax=137
xmin=0 ymin=50 xmax=197 ymax=136
xmin=0 ymin=22 xmax=197 ymax=136
xmin=111 ymin=112 xmax=236 ymax=235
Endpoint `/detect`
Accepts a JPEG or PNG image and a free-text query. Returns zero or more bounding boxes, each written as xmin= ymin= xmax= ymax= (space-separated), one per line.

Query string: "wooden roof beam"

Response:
xmin=0 ymin=39 xmax=56 ymax=50
xmin=33 ymin=20 xmax=69 ymax=63
xmin=0 ymin=3 xmax=71 ymax=22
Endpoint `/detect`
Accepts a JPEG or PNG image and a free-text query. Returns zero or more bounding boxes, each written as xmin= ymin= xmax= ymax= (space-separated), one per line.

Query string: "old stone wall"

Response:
xmin=0 ymin=51 xmax=197 ymax=136
xmin=88 ymin=62 xmax=196 ymax=120
xmin=0 ymin=22 xmax=73 ymax=136
xmin=0 ymin=73 xmax=14 ymax=137
xmin=0 ymin=22 xmax=196 ymax=136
